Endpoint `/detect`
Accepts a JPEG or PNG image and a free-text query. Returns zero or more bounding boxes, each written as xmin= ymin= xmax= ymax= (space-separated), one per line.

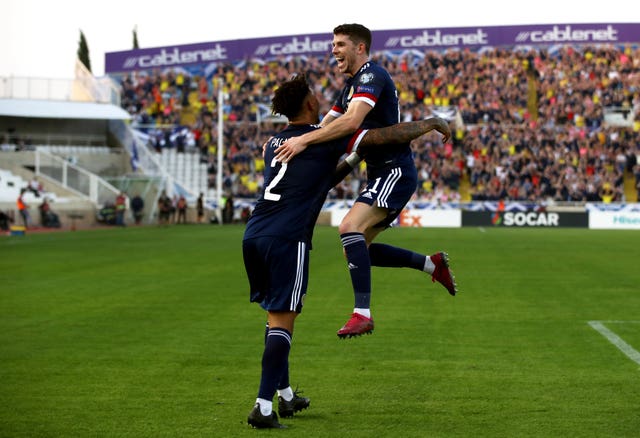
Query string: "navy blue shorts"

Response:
xmin=242 ymin=236 xmax=309 ymax=313
xmin=356 ymin=161 xmax=418 ymax=228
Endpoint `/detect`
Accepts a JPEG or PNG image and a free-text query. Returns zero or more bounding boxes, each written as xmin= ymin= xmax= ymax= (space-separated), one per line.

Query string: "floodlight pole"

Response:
xmin=216 ymin=78 xmax=224 ymax=225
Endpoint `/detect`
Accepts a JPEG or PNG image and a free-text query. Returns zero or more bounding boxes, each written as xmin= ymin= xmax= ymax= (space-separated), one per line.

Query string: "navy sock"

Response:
xmin=369 ymin=243 xmax=426 ymax=270
xmin=257 ymin=327 xmax=291 ymax=401
xmin=264 ymin=323 xmax=289 ymax=390
xmin=341 ymin=232 xmax=371 ymax=309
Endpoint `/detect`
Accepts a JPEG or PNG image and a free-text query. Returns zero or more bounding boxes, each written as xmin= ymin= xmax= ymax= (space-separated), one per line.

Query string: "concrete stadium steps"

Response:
xmin=158 ymin=149 xmax=209 ymax=195
xmin=0 ymin=167 xmax=98 ymax=229
xmin=36 ymin=145 xmax=112 ymax=155
xmin=0 ymin=168 xmax=63 ymax=203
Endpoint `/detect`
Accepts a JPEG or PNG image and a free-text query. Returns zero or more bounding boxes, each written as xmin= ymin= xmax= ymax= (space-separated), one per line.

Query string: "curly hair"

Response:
xmin=271 ymin=74 xmax=311 ymax=120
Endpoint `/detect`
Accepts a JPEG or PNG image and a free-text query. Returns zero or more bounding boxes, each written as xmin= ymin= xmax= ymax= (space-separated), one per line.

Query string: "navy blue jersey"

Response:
xmin=243 ymin=124 xmax=355 ymax=246
xmin=328 ymin=60 xmax=413 ymax=171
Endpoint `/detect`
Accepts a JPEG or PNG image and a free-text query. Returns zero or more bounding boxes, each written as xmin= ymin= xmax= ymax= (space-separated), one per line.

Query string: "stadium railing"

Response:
xmin=0 ymin=72 xmax=120 ymax=106
xmin=34 ymin=149 xmax=120 ymax=206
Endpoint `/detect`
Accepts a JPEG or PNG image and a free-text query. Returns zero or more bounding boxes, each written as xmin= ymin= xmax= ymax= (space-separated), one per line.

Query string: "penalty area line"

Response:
xmin=588 ymin=320 xmax=640 ymax=366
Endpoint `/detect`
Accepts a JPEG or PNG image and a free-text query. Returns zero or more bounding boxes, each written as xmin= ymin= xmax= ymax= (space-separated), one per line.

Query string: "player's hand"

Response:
xmin=274 ymin=136 xmax=308 ymax=163
xmin=433 ymin=117 xmax=451 ymax=144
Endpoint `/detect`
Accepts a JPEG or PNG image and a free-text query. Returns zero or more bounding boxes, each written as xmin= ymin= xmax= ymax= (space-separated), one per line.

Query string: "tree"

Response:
xmin=77 ymin=30 xmax=92 ymax=72
xmin=133 ymin=26 xmax=139 ymax=49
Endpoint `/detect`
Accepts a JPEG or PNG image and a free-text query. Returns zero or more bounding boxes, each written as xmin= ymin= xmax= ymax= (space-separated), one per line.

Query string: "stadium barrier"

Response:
xmin=1 ymin=61 xmax=120 ymax=105
xmin=330 ymin=207 xmax=461 ymax=228
xmin=34 ymin=149 xmax=121 ymax=206
xmin=462 ymin=211 xmax=588 ymax=228
xmin=326 ymin=202 xmax=640 ymax=230
xmin=586 ymin=204 xmax=640 ymax=230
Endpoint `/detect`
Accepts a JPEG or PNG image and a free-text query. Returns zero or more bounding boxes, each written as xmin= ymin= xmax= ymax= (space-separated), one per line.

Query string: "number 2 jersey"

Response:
xmin=243 ymin=124 xmax=362 ymax=247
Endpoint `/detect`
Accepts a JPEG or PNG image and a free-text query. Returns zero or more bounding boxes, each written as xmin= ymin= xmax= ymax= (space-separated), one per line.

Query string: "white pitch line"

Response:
xmin=588 ymin=321 xmax=640 ymax=366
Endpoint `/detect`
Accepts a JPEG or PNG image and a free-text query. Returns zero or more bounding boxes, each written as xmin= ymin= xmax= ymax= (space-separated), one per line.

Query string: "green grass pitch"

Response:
xmin=1 ymin=225 xmax=639 ymax=437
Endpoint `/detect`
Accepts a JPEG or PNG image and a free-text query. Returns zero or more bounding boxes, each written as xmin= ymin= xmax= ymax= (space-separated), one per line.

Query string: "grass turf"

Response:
xmin=1 ymin=225 xmax=639 ymax=437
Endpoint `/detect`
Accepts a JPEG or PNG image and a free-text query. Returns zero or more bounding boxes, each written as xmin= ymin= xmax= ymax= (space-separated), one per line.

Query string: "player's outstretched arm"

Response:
xmin=330 ymin=117 xmax=451 ymax=187
xmin=275 ymin=101 xmax=371 ymax=163
xmin=359 ymin=116 xmax=451 ymax=149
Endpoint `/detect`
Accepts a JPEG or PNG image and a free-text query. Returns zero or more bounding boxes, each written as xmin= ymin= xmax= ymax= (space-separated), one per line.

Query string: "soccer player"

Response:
xmin=274 ymin=23 xmax=458 ymax=339
xmin=244 ymin=74 xmax=451 ymax=428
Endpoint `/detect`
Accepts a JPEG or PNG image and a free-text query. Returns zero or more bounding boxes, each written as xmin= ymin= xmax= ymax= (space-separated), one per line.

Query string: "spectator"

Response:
xmin=176 ymin=195 xmax=188 ymax=224
xmin=0 ymin=209 xmax=12 ymax=231
xmin=97 ymin=202 xmax=116 ymax=225
xmin=170 ymin=195 xmax=178 ymax=223
xmin=28 ymin=177 xmax=42 ymax=197
xmin=157 ymin=190 xmax=172 ymax=225
xmin=16 ymin=189 xmax=30 ymax=228
xmin=196 ymin=192 xmax=205 ymax=223
xmin=223 ymin=193 xmax=234 ymax=224
xmin=130 ymin=194 xmax=145 ymax=225
xmin=39 ymin=198 xmax=61 ymax=228
xmin=115 ymin=192 xmax=127 ymax=226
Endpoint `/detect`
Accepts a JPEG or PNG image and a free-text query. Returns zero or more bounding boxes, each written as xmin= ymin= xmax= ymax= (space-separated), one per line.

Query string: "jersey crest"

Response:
xmin=359 ymin=72 xmax=374 ymax=84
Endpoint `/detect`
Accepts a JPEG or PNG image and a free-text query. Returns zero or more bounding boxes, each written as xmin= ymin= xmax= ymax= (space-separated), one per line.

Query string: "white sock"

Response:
xmin=256 ymin=398 xmax=272 ymax=416
xmin=278 ymin=386 xmax=293 ymax=401
xmin=354 ymin=308 xmax=371 ymax=319
xmin=423 ymin=255 xmax=435 ymax=274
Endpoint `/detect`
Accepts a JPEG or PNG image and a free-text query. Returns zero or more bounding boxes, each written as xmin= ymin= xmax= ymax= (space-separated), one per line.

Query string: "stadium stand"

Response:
xmin=2 ymin=26 xmax=639 ymax=230
xmin=0 ymin=72 xmax=153 ymax=228
xmin=114 ymin=44 xmax=640 ymax=207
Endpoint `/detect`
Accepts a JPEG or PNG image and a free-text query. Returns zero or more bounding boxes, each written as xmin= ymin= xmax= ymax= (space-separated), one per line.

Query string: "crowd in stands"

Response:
xmin=118 ymin=44 xmax=640 ymax=204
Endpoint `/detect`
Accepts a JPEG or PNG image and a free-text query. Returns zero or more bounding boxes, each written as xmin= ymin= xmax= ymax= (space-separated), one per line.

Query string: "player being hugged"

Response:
xmin=274 ymin=24 xmax=458 ymax=340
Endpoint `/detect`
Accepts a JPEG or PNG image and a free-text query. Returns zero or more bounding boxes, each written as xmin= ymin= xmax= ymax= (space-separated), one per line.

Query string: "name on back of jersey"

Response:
xmin=269 ymin=137 xmax=286 ymax=149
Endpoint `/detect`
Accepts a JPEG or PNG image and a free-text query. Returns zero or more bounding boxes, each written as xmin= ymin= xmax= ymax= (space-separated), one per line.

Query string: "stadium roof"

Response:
xmin=0 ymin=99 xmax=131 ymax=120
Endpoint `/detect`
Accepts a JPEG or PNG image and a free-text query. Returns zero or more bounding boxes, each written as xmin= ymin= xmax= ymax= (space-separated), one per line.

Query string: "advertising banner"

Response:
xmin=589 ymin=211 xmax=640 ymax=230
xmin=331 ymin=208 xmax=461 ymax=228
xmin=462 ymin=211 xmax=589 ymax=228
xmin=105 ymin=23 xmax=640 ymax=74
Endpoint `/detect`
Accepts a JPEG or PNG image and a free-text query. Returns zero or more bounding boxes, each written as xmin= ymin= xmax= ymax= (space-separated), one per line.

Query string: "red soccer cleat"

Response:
xmin=430 ymin=252 xmax=458 ymax=296
xmin=337 ymin=313 xmax=374 ymax=338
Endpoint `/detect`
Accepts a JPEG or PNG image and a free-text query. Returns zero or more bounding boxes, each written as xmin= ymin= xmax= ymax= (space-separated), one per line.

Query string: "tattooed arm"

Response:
xmin=330 ymin=117 xmax=451 ymax=186
xmin=359 ymin=116 xmax=451 ymax=149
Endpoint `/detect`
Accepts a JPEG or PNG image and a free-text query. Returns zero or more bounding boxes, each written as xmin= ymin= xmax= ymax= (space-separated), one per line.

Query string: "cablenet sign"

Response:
xmin=105 ymin=23 xmax=640 ymax=74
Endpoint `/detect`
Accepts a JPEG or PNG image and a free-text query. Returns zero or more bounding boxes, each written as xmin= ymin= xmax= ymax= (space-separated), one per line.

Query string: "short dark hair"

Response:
xmin=333 ymin=23 xmax=372 ymax=54
xmin=271 ymin=75 xmax=311 ymax=119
